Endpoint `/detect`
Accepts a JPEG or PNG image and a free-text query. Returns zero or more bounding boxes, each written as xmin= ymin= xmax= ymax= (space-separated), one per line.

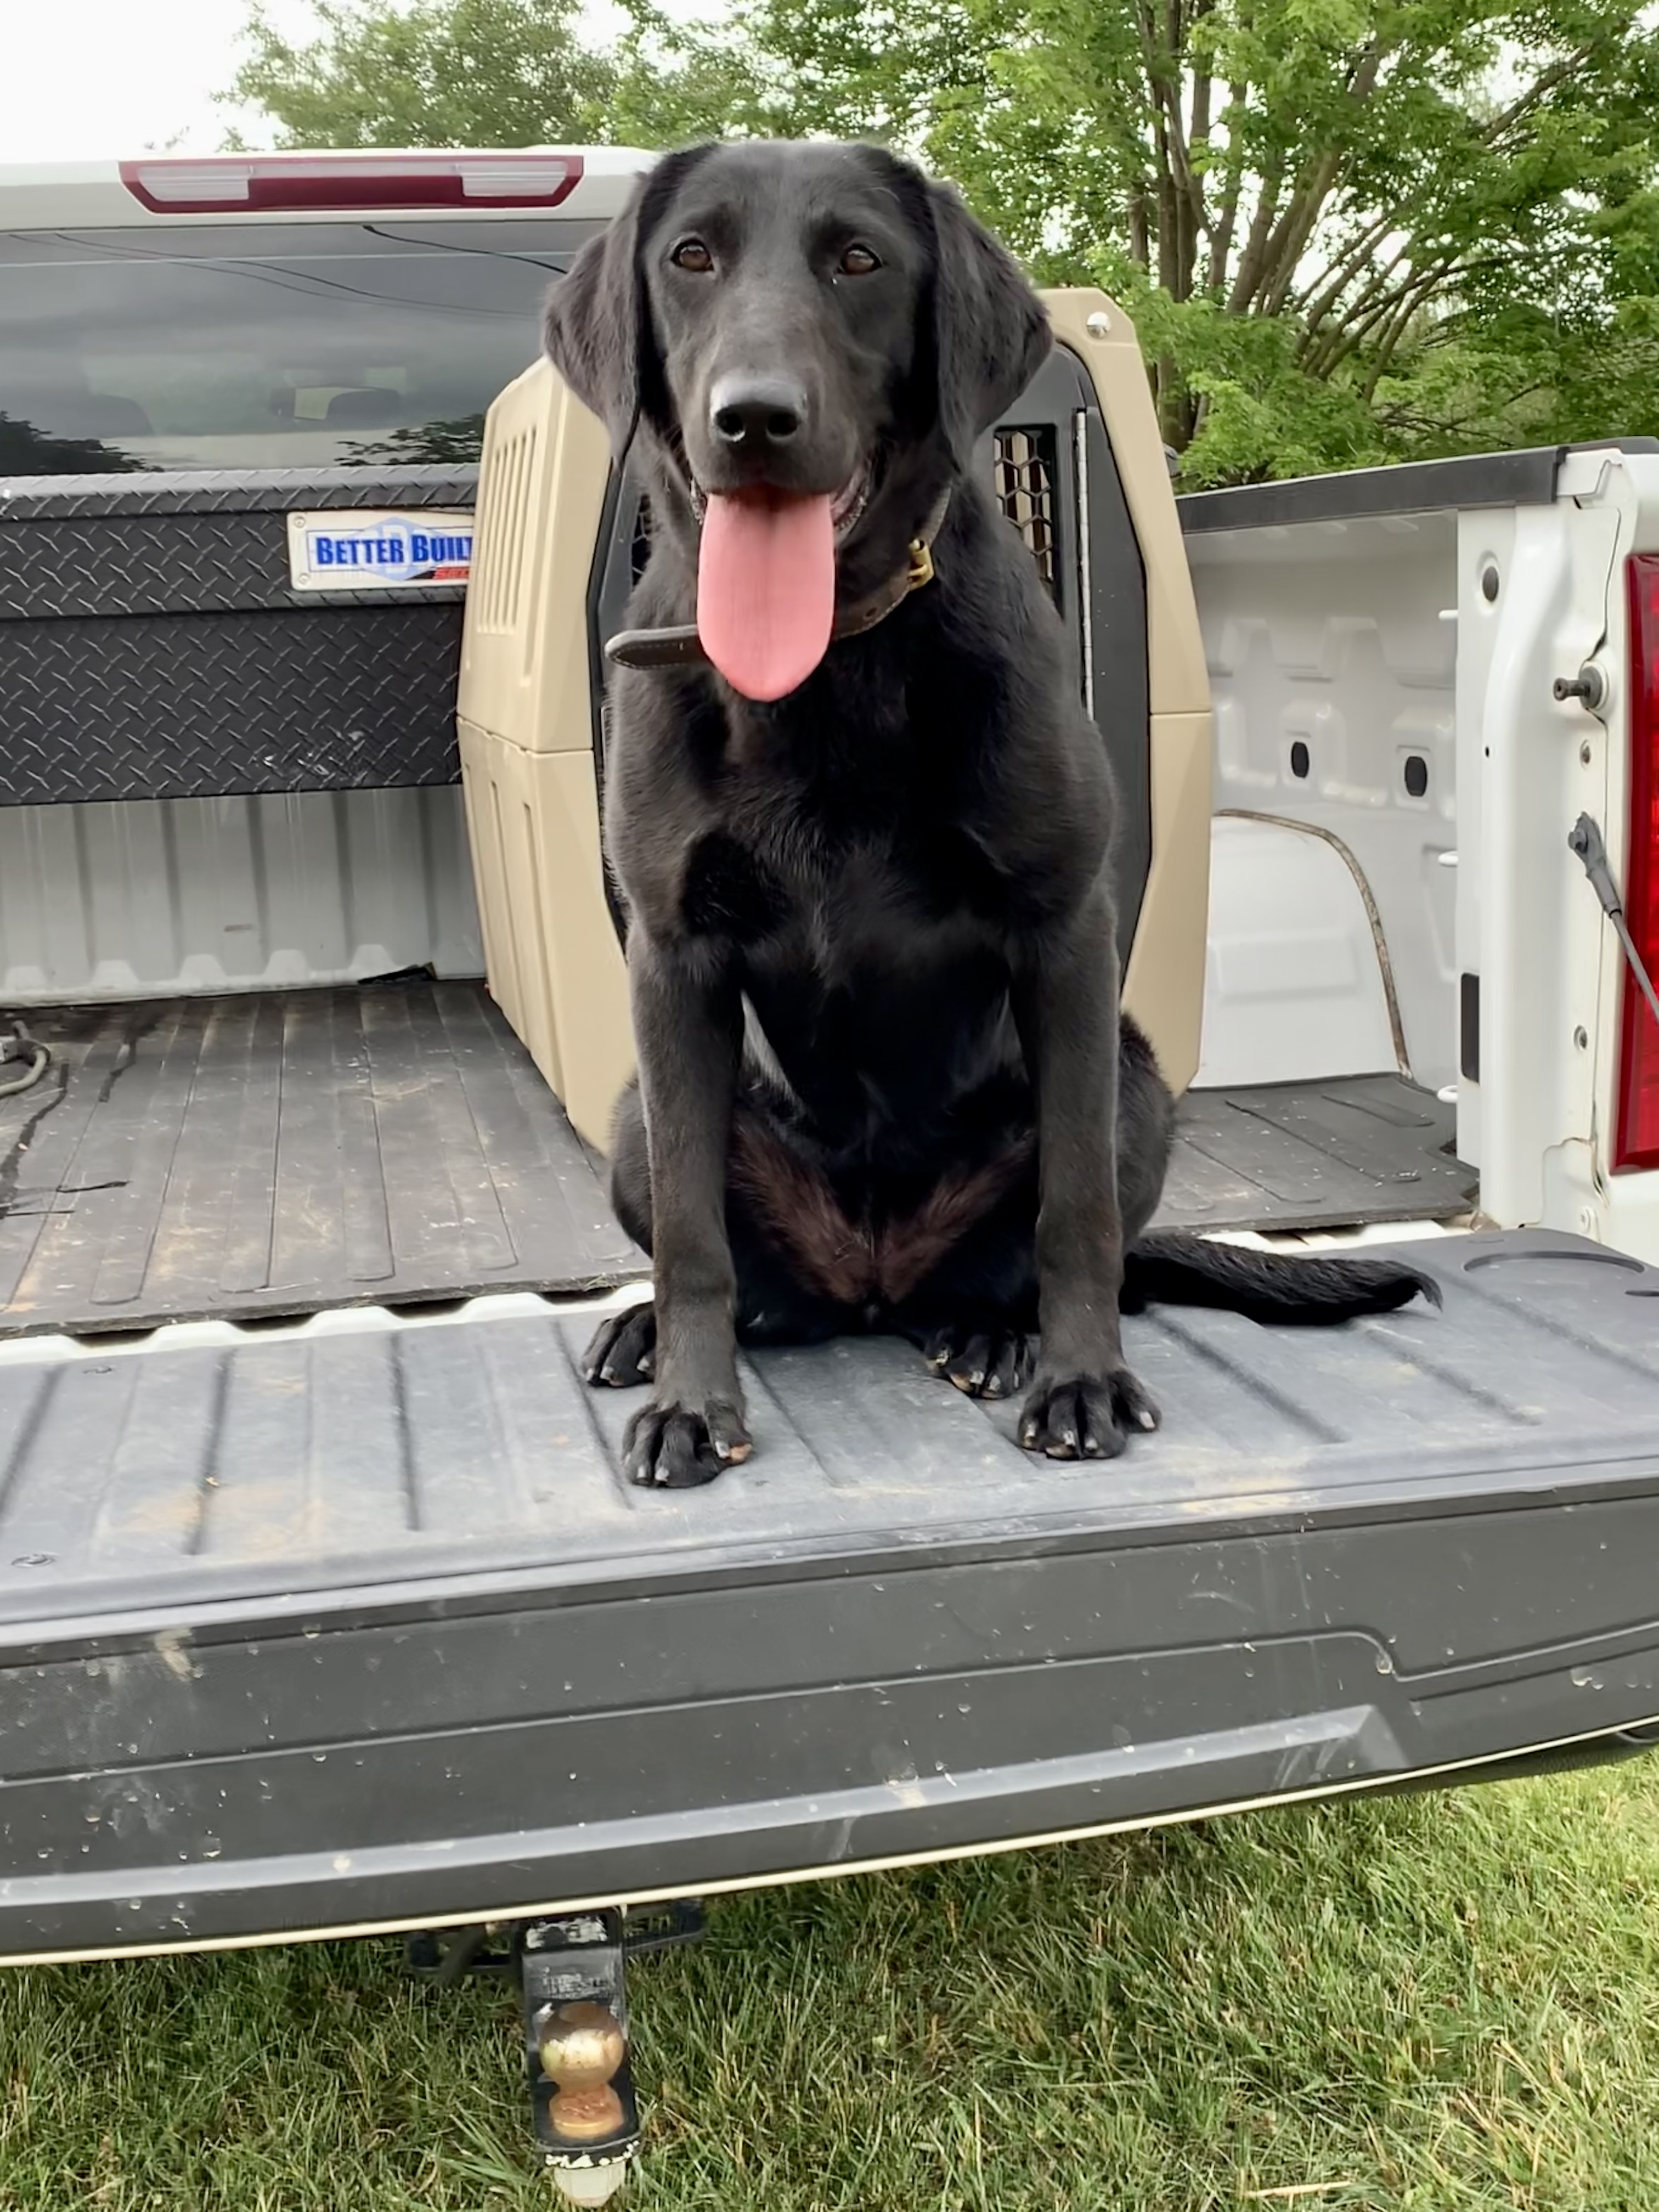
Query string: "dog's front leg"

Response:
xmin=1012 ymin=893 xmax=1161 ymax=1459
xmin=623 ymin=935 xmax=751 ymax=1487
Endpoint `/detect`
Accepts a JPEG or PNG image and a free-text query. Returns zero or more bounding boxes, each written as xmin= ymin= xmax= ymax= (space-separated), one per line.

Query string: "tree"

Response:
xmin=611 ymin=0 xmax=1659 ymax=480
xmin=341 ymin=413 xmax=488 ymax=464
xmin=225 ymin=0 xmax=619 ymax=148
xmin=0 ymin=414 xmax=148 ymax=475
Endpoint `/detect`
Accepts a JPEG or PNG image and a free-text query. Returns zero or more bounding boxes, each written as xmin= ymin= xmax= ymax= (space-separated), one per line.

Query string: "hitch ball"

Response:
xmin=538 ymin=2000 xmax=628 ymax=2134
xmin=537 ymin=2000 xmax=630 ymax=2193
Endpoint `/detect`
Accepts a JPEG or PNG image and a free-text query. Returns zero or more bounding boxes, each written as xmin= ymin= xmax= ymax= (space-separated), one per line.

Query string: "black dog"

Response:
xmin=543 ymin=139 xmax=1435 ymax=1487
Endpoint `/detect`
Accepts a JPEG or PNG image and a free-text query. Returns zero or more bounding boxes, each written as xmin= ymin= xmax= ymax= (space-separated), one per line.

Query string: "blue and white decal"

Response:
xmin=286 ymin=509 xmax=475 ymax=592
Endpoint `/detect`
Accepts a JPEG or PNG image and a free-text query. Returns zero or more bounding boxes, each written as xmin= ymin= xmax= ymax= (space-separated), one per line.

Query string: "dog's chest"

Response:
xmin=679 ymin=787 xmax=1008 ymax=978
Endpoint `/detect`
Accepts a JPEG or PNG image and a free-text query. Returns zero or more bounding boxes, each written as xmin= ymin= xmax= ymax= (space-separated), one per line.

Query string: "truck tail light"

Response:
xmin=1616 ymin=553 xmax=1659 ymax=1169
xmin=118 ymin=152 xmax=582 ymax=215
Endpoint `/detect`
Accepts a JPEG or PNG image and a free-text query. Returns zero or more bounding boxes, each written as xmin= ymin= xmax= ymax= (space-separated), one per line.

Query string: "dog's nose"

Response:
xmin=709 ymin=374 xmax=806 ymax=449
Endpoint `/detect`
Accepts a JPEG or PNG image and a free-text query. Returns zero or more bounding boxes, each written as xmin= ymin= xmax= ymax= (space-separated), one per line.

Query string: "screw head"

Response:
xmin=1085 ymin=310 xmax=1111 ymax=338
xmin=1480 ymin=563 xmax=1500 ymax=602
xmin=1581 ymin=741 xmax=1594 ymax=765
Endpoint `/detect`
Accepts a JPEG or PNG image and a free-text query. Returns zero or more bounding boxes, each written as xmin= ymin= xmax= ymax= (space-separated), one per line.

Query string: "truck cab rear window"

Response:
xmin=0 ymin=219 xmax=590 ymax=473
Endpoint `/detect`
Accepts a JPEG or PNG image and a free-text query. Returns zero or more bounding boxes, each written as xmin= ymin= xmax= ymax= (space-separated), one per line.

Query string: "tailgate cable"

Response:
xmin=0 ymin=1019 xmax=50 ymax=1099
xmin=1570 ymin=813 xmax=1659 ymax=1032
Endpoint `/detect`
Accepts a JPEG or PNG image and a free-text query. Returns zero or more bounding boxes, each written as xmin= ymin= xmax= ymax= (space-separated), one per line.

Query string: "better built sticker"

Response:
xmin=286 ymin=510 xmax=475 ymax=592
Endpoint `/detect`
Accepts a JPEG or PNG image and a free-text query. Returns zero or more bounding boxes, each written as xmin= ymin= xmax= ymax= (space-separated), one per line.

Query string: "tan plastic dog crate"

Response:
xmin=458 ymin=286 xmax=1213 ymax=1152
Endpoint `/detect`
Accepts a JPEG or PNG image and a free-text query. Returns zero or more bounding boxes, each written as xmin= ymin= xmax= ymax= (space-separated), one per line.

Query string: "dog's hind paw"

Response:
xmin=1018 ymin=1366 xmax=1161 ymax=1460
xmin=622 ymin=1397 xmax=753 ymax=1488
xmin=922 ymin=1322 xmax=1035 ymax=1401
xmin=582 ymin=1301 xmax=657 ymax=1387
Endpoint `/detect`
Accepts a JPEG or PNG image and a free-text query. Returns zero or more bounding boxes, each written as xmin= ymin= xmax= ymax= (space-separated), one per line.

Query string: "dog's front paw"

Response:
xmin=582 ymin=1301 xmax=657 ymax=1387
xmin=623 ymin=1396 xmax=752 ymax=1488
xmin=922 ymin=1321 xmax=1034 ymax=1401
xmin=1018 ymin=1367 xmax=1160 ymax=1460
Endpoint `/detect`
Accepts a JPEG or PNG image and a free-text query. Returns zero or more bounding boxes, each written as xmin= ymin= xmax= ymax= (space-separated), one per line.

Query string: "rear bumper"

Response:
xmin=4 ymin=1227 xmax=1658 ymax=1961
xmin=6 ymin=1466 xmax=1659 ymax=1960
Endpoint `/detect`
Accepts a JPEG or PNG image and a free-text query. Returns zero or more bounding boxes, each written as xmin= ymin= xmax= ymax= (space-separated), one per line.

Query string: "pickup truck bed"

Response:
xmin=1 ymin=977 xmax=1469 ymax=1338
xmin=2 ymin=1153 xmax=1656 ymax=1959
xmin=0 ymin=387 xmax=1647 ymax=1969
xmin=0 ymin=978 xmax=641 ymax=1336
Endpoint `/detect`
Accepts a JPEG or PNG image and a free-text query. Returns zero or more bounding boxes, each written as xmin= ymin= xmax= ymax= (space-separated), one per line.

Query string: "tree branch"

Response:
xmin=1133 ymin=0 xmax=1206 ymax=297
xmin=1227 ymin=160 xmax=1284 ymax=311
xmin=1249 ymin=36 xmax=1389 ymax=316
xmin=1206 ymin=77 xmax=1248 ymax=292
xmin=1128 ymin=178 xmax=1151 ymax=267
xmin=1477 ymin=43 xmax=1598 ymax=146
xmin=1299 ymin=234 xmax=1418 ymax=369
xmin=1295 ymin=208 xmax=1408 ymax=331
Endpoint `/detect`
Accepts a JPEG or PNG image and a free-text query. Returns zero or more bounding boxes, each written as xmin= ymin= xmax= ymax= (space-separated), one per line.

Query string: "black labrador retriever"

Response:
xmin=543 ymin=139 xmax=1435 ymax=1487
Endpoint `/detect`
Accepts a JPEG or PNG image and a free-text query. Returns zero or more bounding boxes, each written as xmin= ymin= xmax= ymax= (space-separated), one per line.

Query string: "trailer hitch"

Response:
xmin=522 ymin=1910 xmax=639 ymax=2207
xmin=405 ymin=1901 xmax=705 ymax=2201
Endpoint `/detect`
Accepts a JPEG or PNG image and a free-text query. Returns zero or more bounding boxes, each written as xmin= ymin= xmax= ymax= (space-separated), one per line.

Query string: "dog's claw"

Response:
xmin=922 ymin=1323 xmax=1034 ymax=1402
xmin=623 ymin=1396 xmax=752 ymax=1488
xmin=583 ymin=1301 xmax=657 ymax=1390
xmin=1018 ymin=1367 xmax=1161 ymax=1462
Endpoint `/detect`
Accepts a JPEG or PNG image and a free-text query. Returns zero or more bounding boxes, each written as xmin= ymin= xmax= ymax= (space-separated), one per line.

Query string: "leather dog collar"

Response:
xmin=603 ymin=491 xmax=951 ymax=674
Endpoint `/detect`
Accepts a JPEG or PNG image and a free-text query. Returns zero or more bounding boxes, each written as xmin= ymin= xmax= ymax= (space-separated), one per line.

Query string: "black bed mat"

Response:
xmin=1156 ymin=1073 xmax=1475 ymax=1234
xmin=0 ymin=980 xmax=645 ymax=1338
xmin=1 ymin=1229 xmax=1658 ymax=1959
xmin=0 ymin=992 xmax=1469 ymax=1340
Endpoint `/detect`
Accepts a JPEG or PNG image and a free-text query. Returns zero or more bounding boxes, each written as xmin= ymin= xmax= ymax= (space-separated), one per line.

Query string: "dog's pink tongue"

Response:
xmin=697 ymin=489 xmax=834 ymax=701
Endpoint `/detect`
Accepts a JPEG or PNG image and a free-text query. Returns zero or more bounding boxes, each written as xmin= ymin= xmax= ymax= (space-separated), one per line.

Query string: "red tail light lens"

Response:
xmin=119 ymin=153 xmax=582 ymax=215
xmin=1616 ymin=552 xmax=1659 ymax=1169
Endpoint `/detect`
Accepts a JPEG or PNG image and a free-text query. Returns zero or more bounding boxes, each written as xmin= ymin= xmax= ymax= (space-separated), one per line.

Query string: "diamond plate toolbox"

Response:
xmin=0 ymin=467 xmax=479 ymax=805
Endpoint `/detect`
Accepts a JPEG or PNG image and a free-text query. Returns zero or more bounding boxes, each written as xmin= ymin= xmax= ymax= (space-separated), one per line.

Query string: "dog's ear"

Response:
xmin=543 ymin=148 xmax=711 ymax=456
xmin=927 ymin=180 xmax=1052 ymax=467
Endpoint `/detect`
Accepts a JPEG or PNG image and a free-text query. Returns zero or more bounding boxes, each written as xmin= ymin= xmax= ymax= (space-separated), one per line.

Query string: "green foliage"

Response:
xmin=0 ymin=413 xmax=149 ymax=475
xmin=225 ymin=0 xmax=618 ymax=149
xmin=616 ymin=0 xmax=1659 ymax=478
xmin=226 ymin=0 xmax=1659 ymax=482
xmin=339 ymin=413 xmax=489 ymax=465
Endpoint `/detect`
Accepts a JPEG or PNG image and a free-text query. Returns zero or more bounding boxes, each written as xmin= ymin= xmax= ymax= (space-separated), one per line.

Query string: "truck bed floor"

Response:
xmin=0 ymin=978 xmax=645 ymax=1338
xmin=1 ymin=981 xmax=1470 ymax=1338
xmin=1159 ymin=1073 xmax=1475 ymax=1234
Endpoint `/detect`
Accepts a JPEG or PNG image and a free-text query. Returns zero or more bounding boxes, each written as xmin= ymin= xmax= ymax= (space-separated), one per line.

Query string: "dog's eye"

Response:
xmin=671 ymin=238 xmax=714 ymax=274
xmin=838 ymin=244 xmax=882 ymax=277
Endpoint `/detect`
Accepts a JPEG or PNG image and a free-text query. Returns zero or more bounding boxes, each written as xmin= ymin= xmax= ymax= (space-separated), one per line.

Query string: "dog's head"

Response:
xmin=543 ymin=139 xmax=1051 ymax=699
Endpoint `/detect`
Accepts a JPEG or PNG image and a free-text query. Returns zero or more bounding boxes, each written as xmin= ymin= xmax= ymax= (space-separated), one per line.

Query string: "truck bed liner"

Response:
xmin=1 ymin=1229 xmax=1657 ymax=1960
xmin=2 ymin=984 xmax=1464 ymax=1341
xmin=0 ymin=979 xmax=645 ymax=1337
xmin=1159 ymin=1073 xmax=1474 ymax=1233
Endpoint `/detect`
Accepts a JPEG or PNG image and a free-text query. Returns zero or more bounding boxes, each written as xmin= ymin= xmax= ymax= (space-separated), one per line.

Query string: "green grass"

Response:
xmin=4 ymin=1765 xmax=1659 ymax=2211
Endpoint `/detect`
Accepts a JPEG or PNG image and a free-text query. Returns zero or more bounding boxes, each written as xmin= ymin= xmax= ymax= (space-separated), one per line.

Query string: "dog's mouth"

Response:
xmin=689 ymin=461 xmax=873 ymax=544
xmin=686 ymin=459 xmax=877 ymax=703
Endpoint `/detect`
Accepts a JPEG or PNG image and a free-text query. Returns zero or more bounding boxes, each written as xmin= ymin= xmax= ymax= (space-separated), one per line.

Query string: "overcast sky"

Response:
xmin=5 ymin=0 xmax=637 ymax=162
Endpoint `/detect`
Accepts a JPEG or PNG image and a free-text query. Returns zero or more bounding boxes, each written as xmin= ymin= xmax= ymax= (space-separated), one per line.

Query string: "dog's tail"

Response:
xmin=1122 ymin=1229 xmax=1442 ymax=1325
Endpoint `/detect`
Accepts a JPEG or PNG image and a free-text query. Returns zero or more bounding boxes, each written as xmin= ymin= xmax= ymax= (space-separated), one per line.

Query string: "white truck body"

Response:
xmin=1183 ymin=442 xmax=1659 ymax=1266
